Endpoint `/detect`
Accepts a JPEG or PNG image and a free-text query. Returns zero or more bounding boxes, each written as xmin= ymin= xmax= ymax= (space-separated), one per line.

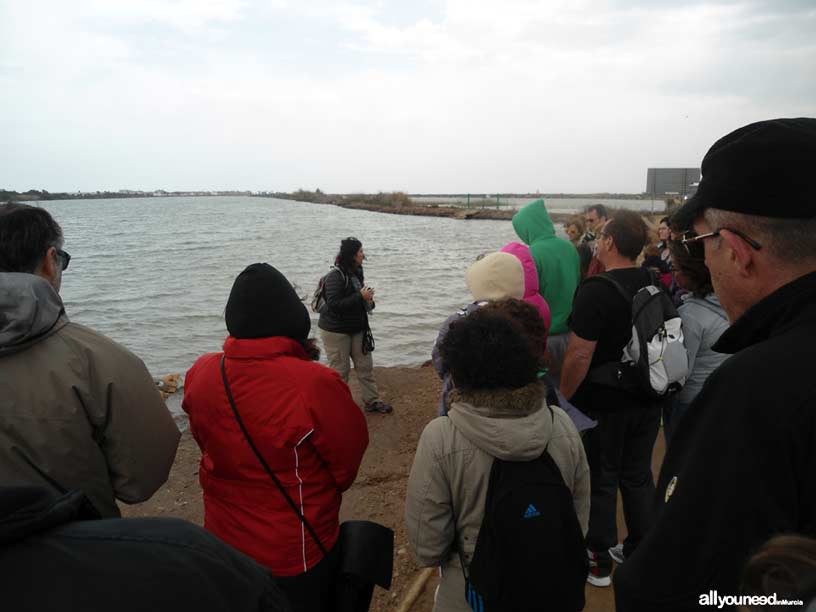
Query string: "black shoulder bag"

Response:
xmin=220 ymin=356 xmax=393 ymax=612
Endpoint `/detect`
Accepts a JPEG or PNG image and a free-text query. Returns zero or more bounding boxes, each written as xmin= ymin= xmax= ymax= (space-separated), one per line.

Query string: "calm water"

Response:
xmin=48 ymin=196 xmax=533 ymax=414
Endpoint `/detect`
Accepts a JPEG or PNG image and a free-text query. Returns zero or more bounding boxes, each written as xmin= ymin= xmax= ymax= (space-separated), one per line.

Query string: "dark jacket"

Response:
xmin=317 ymin=266 xmax=371 ymax=334
xmin=615 ymin=271 xmax=816 ymax=611
xmin=0 ymin=486 xmax=291 ymax=612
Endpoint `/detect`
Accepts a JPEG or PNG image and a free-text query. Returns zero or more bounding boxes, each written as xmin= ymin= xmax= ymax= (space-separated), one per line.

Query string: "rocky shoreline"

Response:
xmin=336 ymin=200 xmax=519 ymax=221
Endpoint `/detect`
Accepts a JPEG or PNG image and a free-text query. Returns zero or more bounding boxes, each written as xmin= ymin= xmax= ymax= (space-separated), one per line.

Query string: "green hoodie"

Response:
xmin=512 ymin=199 xmax=580 ymax=334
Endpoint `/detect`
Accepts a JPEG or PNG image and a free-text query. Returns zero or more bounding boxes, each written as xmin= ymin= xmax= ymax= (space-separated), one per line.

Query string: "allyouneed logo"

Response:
xmin=699 ymin=590 xmax=805 ymax=608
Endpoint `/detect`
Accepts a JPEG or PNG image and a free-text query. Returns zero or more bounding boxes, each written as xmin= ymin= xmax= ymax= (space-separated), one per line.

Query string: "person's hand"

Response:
xmin=361 ymin=286 xmax=375 ymax=302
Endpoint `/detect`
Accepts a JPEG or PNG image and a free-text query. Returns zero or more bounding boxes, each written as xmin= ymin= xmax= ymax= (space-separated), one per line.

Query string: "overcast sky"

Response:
xmin=2 ymin=0 xmax=814 ymax=194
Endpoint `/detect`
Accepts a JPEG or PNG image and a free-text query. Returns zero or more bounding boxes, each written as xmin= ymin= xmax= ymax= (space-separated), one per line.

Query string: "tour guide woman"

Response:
xmin=318 ymin=237 xmax=392 ymax=413
xmin=183 ymin=263 xmax=369 ymax=611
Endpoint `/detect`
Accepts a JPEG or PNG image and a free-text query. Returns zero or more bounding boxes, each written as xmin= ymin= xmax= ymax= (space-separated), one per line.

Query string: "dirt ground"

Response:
xmin=121 ymin=365 xmax=666 ymax=612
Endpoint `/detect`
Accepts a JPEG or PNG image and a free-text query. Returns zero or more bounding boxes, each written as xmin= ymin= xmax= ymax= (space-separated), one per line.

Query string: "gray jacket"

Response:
xmin=676 ymin=294 xmax=730 ymax=407
xmin=0 ymin=273 xmax=180 ymax=517
xmin=405 ymin=384 xmax=590 ymax=612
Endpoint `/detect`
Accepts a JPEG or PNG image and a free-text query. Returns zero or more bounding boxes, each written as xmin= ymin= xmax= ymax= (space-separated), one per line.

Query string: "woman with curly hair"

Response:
xmin=406 ymin=302 xmax=590 ymax=612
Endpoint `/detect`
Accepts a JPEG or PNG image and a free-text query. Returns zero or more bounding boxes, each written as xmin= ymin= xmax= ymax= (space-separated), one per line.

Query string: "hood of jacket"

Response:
xmin=223 ymin=334 xmax=310 ymax=361
xmin=500 ymin=242 xmax=552 ymax=333
xmin=447 ymin=383 xmax=553 ymax=461
xmin=511 ymin=199 xmax=556 ymax=245
xmin=703 ymin=293 xmax=723 ymax=310
xmin=0 ymin=487 xmax=100 ymax=546
xmin=0 ymin=273 xmax=67 ymax=356
xmin=465 ymin=252 xmax=524 ymax=301
xmin=501 ymin=241 xmax=540 ymax=297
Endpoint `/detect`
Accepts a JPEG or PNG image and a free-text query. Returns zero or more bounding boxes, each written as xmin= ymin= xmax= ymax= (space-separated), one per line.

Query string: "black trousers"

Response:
xmin=578 ymin=388 xmax=661 ymax=559
xmin=275 ymin=544 xmax=340 ymax=612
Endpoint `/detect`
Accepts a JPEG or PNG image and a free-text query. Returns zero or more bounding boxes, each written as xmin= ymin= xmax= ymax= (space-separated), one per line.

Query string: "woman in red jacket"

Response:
xmin=183 ymin=263 xmax=369 ymax=612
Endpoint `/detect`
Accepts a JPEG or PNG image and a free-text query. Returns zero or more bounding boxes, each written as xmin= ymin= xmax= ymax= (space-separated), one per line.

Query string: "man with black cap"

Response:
xmin=614 ymin=118 xmax=816 ymax=610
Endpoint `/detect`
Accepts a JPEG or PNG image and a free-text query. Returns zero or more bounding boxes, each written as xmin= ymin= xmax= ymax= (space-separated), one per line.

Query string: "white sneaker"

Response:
xmin=609 ymin=543 xmax=625 ymax=564
xmin=587 ymin=549 xmax=612 ymax=587
xmin=587 ymin=573 xmax=612 ymax=587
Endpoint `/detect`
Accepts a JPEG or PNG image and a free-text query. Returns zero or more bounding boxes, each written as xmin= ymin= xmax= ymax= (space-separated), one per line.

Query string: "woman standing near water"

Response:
xmin=318 ymin=237 xmax=392 ymax=413
xmin=183 ymin=263 xmax=368 ymax=612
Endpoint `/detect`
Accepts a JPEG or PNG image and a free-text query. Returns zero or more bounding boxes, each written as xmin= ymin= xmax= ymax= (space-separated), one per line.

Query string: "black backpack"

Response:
xmin=460 ymin=407 xmax=588 ymax=612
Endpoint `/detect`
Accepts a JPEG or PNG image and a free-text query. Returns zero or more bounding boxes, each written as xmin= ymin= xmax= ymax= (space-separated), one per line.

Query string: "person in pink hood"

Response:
xmin=501 ymin=242 xmax=552 ymax=343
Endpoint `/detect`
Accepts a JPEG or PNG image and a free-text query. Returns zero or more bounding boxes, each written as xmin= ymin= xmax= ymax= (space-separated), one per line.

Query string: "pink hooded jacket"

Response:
xmin=501 ymin=242 xmax=552 ymax=344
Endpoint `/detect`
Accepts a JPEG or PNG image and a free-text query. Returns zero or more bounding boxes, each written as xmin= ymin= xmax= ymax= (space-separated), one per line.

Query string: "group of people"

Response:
xmin=412 ymin=117 xmax=816 ymax=611
xmin=0 ymin=211 xmax=380 ymax=611
xmin=1 ymin=116 xmax=816 ymax=612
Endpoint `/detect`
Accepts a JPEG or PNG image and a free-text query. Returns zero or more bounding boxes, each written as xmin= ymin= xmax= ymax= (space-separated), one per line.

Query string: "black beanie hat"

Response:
xmin=225 ymin=263 xmax=311 ymax=340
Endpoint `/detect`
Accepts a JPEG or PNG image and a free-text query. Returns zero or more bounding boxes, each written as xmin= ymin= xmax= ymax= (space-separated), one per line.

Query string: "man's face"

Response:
xmin=585 ymin=211 xmax=605 ymax=233
xmin=596 ymin=222 xmax=613 ymax=266
xmin=693 ymin=215 xmax=736 ymax=321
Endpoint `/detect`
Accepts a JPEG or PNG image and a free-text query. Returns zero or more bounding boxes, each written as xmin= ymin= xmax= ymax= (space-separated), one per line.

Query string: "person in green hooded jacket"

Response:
xmin=512 ymin=199 xmax=581 ymax=384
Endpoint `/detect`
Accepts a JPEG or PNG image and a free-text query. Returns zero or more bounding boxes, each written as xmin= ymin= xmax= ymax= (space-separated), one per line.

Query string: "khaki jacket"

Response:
xmin=0 ymin=273 xmax=180 ymax=517
xmin=405 ymin=383 xmax=590 ymax=612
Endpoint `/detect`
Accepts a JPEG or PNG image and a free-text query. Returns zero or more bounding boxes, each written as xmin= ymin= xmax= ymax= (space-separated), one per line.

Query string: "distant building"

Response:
xmin=646 ymin=168 xmax=701 ymax=198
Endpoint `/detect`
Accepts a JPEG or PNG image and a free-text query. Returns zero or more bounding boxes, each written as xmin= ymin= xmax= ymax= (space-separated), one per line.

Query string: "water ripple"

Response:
xmin=50 ymin=196 xmax=525 ymax=384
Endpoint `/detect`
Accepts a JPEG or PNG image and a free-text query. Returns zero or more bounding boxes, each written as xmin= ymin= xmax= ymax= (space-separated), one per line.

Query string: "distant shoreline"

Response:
xmin=4 ymin=190 xmax=666 ymax=224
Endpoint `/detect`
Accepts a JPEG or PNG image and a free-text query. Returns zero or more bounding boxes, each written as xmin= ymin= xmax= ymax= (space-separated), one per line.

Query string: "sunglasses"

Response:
xmin=56 ymin=248 xmax=71 ymax=271
xmin=680 ymin=228 xmax=762 ymax=254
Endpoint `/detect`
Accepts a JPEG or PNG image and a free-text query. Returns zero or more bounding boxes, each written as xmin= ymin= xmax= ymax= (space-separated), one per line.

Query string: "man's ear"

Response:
xmin=720 ymin=229 xmax=756 ymax=278
xmin=36 ymin=246 xmax=60 ymax=287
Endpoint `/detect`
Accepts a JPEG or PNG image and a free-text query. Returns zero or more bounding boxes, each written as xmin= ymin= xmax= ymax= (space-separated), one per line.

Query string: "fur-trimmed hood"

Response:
xmin=447 ymin=383 xmax=553 ymax=461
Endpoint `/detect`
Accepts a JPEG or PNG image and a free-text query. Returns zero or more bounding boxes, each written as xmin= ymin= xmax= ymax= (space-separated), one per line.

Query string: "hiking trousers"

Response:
xmin=582 ymin=399 xmax=661 ymax=559
xmin=320 ymin=329 xmax=379 ymax=406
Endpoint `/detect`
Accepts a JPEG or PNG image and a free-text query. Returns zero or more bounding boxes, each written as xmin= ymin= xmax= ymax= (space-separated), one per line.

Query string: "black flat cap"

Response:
xmin=672 ymin=117 xmax=816 ymax=230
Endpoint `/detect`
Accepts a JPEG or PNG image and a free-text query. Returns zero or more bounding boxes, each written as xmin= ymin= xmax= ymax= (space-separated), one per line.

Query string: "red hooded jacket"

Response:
xmin=182 ymin=336 xmax=368 ymax=576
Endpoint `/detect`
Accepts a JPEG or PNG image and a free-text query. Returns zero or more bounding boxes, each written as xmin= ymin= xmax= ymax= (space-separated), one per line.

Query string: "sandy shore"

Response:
xmin=121 ymin=365 xmax=665 ymax=612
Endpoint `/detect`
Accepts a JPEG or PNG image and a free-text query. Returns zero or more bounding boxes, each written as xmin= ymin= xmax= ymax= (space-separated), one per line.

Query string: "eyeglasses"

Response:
xmin=56 ymin=248 xmax=71 ymax=271
xmin=680 ymin=228 xmax=762 ymax=254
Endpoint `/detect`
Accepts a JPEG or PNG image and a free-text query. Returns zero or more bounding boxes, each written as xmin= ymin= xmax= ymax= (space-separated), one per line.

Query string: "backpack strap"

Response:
xmin=580 ymin=272 xmax=632 ymax=309
xmin=330 ymin=265 xmax=348 ymax=288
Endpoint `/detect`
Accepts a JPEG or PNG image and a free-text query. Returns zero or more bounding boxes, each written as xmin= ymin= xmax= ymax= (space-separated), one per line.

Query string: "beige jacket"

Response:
xmin=405 ymin=383 xmax=590 ymax=612
xmin=0 ymin=273 xmax=180 ymax=517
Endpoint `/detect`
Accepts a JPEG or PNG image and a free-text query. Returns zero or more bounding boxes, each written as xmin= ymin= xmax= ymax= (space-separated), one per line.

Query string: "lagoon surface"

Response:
xmin=49 ymin=196 xmax=531 ymax=384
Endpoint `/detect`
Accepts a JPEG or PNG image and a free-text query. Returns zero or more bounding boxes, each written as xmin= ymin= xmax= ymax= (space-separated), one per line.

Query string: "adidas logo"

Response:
xmin=523 ymin=504 xmax=541 ymax=519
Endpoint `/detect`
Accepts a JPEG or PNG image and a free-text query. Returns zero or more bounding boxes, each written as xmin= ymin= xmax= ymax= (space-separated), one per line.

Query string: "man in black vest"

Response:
xmin=615 ymin=117 xmax=816 ymax=610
